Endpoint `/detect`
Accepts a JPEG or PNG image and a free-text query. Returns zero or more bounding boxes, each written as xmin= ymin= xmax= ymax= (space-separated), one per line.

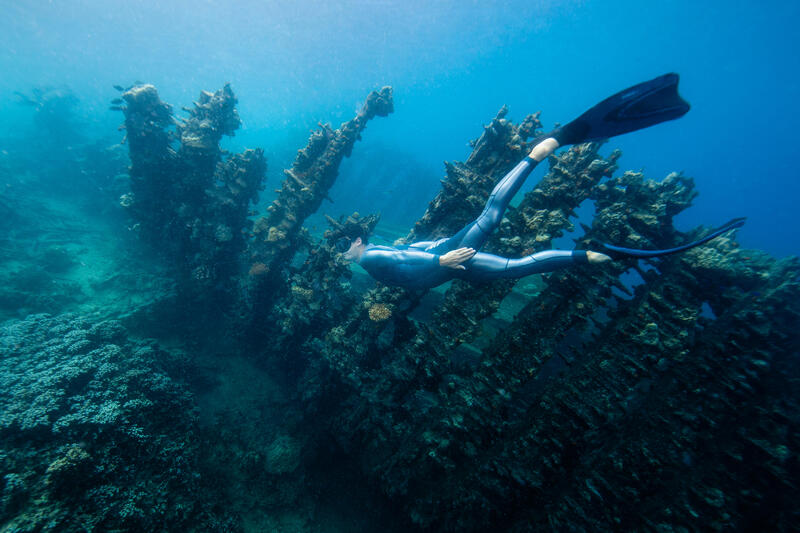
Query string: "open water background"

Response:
xmin=1 ymin=0 xmax=798 ymax=254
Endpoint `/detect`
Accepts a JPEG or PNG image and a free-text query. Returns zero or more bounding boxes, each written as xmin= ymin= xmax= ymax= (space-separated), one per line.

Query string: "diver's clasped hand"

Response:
xmin=439 ymin=247 xmax=476 ymax=270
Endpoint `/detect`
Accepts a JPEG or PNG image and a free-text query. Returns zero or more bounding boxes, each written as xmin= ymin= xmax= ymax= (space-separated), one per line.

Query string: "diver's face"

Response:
xmin=343 ymin=237 xmax=363 ymax=262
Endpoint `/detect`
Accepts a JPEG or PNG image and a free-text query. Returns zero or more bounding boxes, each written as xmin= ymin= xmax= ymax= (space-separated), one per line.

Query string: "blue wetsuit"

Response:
xmin=358 ymin=155 xmax=588 ymax=290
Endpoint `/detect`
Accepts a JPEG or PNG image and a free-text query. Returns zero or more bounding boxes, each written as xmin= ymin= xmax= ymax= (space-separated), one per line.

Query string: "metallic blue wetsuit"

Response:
xmin=358 ymin=155 xmax=588 ymax=290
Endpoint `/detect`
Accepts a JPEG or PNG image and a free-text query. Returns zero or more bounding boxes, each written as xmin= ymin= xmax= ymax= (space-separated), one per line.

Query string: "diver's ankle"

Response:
xmin=529 ymin=137 xmax=559 ymax=161
xmin=587 ymin=251 xmax=612 ymax=263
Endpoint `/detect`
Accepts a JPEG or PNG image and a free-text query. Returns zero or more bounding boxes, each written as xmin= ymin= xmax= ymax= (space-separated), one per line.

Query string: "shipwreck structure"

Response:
xmin=4 ymin=82 xmax=794 ymax=531
xmin=246 ymin=105 xmax=800 ymax=531
xmin=120 ymin=83 xmax=266 ymax=300
xmin=125 ymin=84 xmax=798 ymax=530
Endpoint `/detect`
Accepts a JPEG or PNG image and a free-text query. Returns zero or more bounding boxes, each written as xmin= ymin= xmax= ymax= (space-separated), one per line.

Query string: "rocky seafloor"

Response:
xmin=1 ymin=83 xmax=797 ymax=532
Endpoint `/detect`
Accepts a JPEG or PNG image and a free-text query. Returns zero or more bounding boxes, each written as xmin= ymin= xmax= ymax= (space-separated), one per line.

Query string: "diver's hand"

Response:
xmin=439 ymin=248 xmax=476 ymax=269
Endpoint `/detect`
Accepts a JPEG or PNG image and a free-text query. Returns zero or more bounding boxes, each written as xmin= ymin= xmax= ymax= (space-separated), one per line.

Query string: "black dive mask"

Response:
xmin=335 ymin=237 xmax=352 ymax=253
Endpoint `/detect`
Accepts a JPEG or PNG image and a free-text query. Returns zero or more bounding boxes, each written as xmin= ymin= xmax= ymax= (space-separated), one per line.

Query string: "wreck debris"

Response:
xmin=254 ymin=212 xmax=380 ymax=366
xmin=405 ymin=106 xmax=540 ymax=244
xmin=430 ymin=141 xmax=621 ymax=351
xmin=249 ymin=87 xmax=394 ymax=280
xmin=107 ymin=83 xmax=800 ymax=530
xmin=244 ymin=88 xmax=393 ymax=334
xmin=287 ymin=109 xmax=799 ymax=531
xmin=119 ymin=83 xmax=265 ymax=297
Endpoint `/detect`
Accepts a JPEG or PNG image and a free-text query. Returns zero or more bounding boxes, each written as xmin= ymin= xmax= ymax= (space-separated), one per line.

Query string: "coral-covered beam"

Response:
xmin=251 ymin=87 xmax=393 ymax=276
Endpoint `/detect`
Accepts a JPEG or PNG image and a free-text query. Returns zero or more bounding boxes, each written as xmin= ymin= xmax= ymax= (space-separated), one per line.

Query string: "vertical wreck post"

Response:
xmin=120 ymin=83 xmax=266 ymax=298
xmin=246 ymin=87 xmax=393 ymax=310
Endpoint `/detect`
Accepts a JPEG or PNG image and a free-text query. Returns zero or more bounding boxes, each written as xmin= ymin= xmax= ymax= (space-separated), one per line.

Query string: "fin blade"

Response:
xmin=558 ymin=73 xmax=690 ymax=145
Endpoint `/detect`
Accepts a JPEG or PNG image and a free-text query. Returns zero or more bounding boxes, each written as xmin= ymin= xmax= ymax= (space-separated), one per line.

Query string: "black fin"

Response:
xmin=601 ymin=217 xmax=746 ymax=259
xmin=555 ymin=73 xmax=690 ymax=146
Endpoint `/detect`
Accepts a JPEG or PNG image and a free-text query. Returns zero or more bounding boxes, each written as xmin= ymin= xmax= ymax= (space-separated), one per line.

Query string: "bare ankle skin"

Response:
xmin=587 ymin=251 xmax=612 ymax=263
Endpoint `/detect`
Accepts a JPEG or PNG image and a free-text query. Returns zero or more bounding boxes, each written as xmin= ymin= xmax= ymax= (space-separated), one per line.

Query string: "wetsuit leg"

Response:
xmin=428 ymin=156 xmax=540 ymax=255
xmin=456 ymin=250 xmax=588 ymax=283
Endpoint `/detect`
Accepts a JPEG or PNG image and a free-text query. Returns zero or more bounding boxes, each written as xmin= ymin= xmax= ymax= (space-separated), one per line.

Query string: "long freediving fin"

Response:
xmin=601 ymin=217 xmax=746 ymax=259
xmin=551 ymin=73 xmax=691 ymax=146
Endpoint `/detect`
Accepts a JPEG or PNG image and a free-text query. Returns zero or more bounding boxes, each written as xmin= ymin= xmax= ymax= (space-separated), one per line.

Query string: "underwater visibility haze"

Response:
xmin=1 ymin=1 xmax=798 ymax=531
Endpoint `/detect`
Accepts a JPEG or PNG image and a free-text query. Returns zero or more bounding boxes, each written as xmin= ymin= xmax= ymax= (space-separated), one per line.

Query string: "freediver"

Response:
xmin=336 ymin=74 xmax=745 ymax=290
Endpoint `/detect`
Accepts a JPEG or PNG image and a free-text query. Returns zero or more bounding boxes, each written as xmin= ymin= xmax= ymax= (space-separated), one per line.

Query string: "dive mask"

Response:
xmin=335 ymin=237 xmax=352 ymax=253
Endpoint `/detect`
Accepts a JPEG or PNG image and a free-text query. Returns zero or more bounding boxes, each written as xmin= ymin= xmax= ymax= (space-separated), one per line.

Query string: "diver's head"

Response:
xmin=336 ymin=229 xmax=368 ymax=262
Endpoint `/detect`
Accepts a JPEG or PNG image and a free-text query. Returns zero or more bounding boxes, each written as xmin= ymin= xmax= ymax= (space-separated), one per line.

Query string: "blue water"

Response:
xmin=2 ymin=0 xmax=798 ymax=256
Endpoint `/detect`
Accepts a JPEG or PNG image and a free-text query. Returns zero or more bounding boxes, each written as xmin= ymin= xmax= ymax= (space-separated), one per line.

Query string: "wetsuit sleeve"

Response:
xmin=360 ymin=248 xmax=439 ymax=271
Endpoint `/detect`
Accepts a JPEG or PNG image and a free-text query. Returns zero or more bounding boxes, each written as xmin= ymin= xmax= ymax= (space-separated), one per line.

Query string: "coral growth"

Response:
xmin=275 ymin=110 xmax=799 ymax=531
xmin=119 ymin=83 xmax=265 ymax=296
xmin=243 ymin=88 xmax=393 ymax=340
xmin=6 ymin=80 xmax=796 ymax=532
xmin=249 ymin=88 xmax=393 ymax=281
xmin=367 ymin=303 xmax=392 ymax=322
xmin=0 ymin=314 xmax=231 ymax=530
